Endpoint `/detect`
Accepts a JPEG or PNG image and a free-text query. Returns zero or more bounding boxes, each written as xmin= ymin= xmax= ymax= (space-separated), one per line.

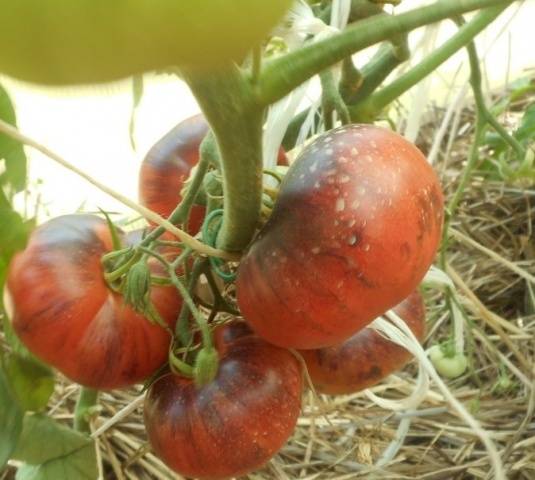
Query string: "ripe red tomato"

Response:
xmin=144 ymin=323 xmax=302 ymax=480
xmin=5 ymin=215 xmax=182 ymax=390
xmin=237 ymin=124 xmax=443 ymax=349
xmin=139 ymin=114 xmax=209 ymax=234
xmin=300 ymin=291 xmax=426 ymax=394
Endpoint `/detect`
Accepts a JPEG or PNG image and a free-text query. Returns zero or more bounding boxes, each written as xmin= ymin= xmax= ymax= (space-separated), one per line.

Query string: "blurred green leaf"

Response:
xmin=0 ymin=83 xmax=27 ymax=198
xmin=4 ymin=354 xmax=54 ymax=412
xmin=0 ymin=208 xmax=33 ymax=263
xmin=0 ymin=369 xmax=24 ymax=469
xmin=13 ymin=414 xmax=98 ymax=480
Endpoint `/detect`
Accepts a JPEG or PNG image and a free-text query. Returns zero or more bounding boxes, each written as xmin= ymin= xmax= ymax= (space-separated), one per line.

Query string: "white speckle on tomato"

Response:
xmin=357 ymin=186 xmax=366 ymax=196
xmin=338 ymin=156 xmax=348 ymax=164
xmin=365 ymin=155 xmax=373 ymax=163
xmin=326 ymin=148 xmax=334 ymax=155
xmin=314 ymin=181 xmax=321 ymax=189
xmin=325 ymin=137 xmax=333 ymax=143
xmin=351 ymin=199 xmax=360 ymax=209
xmin=347 ymin=219 xmax=356 ymax=227
xmin=348 ymin=235 xmax=357 ymax=246
xmin=325 ymin=169 xmax=337 ymax=177
xmin=339 ymin=174 xmax=350 ymax=183
xmin=370 ymin=140 xmax=377 ymax=148
xmin=351 ymin=148 xmax=359 ymax=156
xmin=363 ymin=244 xmax=371 ymax=252
xmin=311 ymin=247 xmax=320 ymax=254
xmin=335 ymin=198 xmax=345 ymax=212
xmin=309 ymin=162 xmax=318 ymax=173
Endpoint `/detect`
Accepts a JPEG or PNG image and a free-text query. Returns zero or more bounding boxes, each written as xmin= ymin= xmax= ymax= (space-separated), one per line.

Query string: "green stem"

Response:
xmin=453 ymin=16 xmax=525 ymax=160
xmin=140 ymin=147 xmax=211 ymax=247
xmin=345 ymin=37 xmax=410 ymax=105
xmin=104 ymin=250 xmax=141 ymax=283
xmin=339 ymin=57 xmax=363 ymax=101
xmin=175 ymin=258 xmax=205 ymax=345
xmin=320 ymin=69 xmax=350 ymax=129
xmin=73 ymin=388 xmax=99 ymax=433
xmin=350 ymin=5 xmax=508 ymax=121
xmin=168 ymin=261 xmax=212 ymax=349
xmin=257 ymin=0 xmax=514 ymax=106
xmin=182 ymin=65 xmax=265 ymax=252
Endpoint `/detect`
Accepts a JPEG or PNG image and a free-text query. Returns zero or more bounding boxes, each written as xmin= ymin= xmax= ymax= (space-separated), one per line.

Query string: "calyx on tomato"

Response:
xmin=5 ymin=214 xmax=182 ymax=389
xmin=237 ymin=124 xmax=444 ymax=349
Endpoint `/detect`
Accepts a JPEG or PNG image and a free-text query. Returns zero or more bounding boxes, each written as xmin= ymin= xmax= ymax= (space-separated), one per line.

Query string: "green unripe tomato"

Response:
xmin=428 ymin=345 xmax=468 ymax=379
xmin=0 ymin=0 xmax=293 ymax=85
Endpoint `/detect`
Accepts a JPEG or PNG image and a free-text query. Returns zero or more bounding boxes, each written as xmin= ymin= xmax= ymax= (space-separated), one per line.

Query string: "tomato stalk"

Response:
xmin=175 ymin=258 xmax=205 ymax=345
xmin=139 ymin=144 xmax=212 ymax=249
xmin=256 ymin=0 xmax=514 ymax=107
xmin=181 ymin=65 xmax=265 ymax=253
xmin=73 ymin=387 xmax=99 ymax=433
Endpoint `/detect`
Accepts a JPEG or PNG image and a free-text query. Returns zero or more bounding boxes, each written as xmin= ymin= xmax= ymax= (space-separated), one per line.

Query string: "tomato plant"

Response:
xmin=237 ymin=124 xmax=443 ymax=349
xmin=0 ymin=1 xmax=515 ymax=477
xmin=144 ymin=322 xmax=302 ymax=480
xmin=300 ymin=290 xmax=426 ymax=394
xmin=5 ymin=215 xmax=182 ymax=389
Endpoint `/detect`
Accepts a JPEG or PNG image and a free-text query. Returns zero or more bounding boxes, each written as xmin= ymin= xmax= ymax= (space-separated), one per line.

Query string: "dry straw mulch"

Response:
xmin=3 ymin=88 xmax=535 ymax=480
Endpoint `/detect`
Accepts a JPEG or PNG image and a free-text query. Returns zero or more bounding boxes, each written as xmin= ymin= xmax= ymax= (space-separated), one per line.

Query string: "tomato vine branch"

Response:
xmin=256 ymin=0 xmax=515 ymax=106
xmin=349 ymin=5 xmax=510 ymax=121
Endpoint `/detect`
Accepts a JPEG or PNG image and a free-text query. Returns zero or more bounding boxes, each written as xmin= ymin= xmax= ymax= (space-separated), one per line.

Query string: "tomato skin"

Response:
xmin=139 ymin=114 xmax=209 ymax=235
xmin=144 ymin=324 xmax=302 ymax=480
xmin=300 ymin=291 xmax=425 ymax=395
xmin=6 ymin=214 xmax=182 ymax=390
xmin=237 ymin=124 xmax=443 ymax=349
xmin=0 ymin=0 xmax=293 ymax=85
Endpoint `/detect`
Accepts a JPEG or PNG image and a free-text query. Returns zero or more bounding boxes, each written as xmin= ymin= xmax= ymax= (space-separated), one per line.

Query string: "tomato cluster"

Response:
xmin=5 ymin=118 xmax=443 ymax=479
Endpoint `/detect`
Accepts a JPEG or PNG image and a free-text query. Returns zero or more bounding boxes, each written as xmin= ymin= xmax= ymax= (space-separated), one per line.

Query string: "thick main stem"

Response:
xmin=257 ymin=0 xmax=514 ymax=106
xmin=182 ymin=65 xmax=264 ymax=252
